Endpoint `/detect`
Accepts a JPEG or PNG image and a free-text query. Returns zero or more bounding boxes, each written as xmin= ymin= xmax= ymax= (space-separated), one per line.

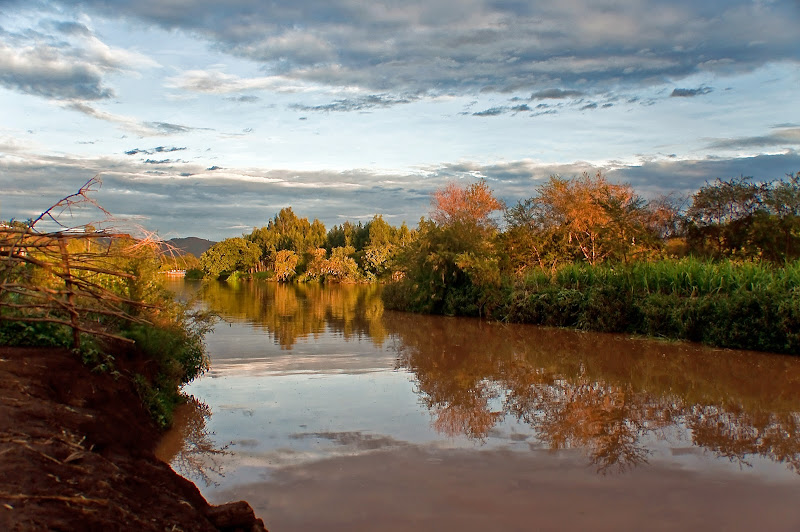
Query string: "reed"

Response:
xmin=506 ymin=259 xmax=799 ymax=354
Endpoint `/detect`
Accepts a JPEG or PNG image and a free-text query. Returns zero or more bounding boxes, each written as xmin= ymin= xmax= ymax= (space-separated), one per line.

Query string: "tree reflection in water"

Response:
xmin=197 ymin=281 xmax=387 ymax=349
xmin=387 ymin=312 xmax=800 ymax=474
xmin=187 ymin=281 xmax=800 ymax=474
xmin=155 ymin=396 xmax=230 ymax=487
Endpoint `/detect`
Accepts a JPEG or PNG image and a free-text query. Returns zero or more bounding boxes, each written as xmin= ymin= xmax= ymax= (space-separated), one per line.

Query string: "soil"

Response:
xmin=0 ymin=345 xmax=267 ymax=532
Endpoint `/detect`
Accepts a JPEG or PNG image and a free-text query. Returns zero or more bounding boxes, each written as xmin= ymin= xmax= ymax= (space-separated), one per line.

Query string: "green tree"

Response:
xmin=199 ymin=237 xmax=261 ymax=278
xmin=685 ymin=176 xmax=765 ymax=257
xmin=386 ymin=180 xmax=504 ymax=316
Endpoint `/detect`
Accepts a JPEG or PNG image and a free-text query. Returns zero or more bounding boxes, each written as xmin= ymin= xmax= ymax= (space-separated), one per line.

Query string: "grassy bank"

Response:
xmin=385 ymin=258 xmax=800 ymax=354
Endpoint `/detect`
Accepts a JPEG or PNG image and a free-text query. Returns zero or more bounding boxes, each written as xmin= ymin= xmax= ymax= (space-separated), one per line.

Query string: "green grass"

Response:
xmin=501 ymin=259 xmax=800 ymax=354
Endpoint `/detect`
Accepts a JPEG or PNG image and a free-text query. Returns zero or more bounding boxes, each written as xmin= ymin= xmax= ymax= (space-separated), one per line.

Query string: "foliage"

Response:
xmin=272 ymin=249 xmax=299 ymax=281
xmin=685 ymin=173 xmax=800 ymax=261
xmin=199 ymin=237 xmax=261 ymax=278
xmin=504 ymin=172 xmax=659 ymax=271
xmin=504 ymin=259 xmax=800 ymax=354
xmin=0 ymin=178 xmax=212 ymax=426
xmin=430 ymin=179 xmax=505 ymax=228
xmin=385 ymin=181 xmax=504 ymax=316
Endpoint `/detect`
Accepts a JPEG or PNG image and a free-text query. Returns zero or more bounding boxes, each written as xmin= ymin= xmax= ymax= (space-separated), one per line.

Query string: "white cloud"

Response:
xmin=167 ymin=69 xmax=321 ymax=95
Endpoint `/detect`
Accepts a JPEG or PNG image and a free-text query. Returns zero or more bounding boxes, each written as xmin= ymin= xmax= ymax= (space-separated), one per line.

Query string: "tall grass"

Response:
xmin=504 ymin=259 xmax=799 ymax=355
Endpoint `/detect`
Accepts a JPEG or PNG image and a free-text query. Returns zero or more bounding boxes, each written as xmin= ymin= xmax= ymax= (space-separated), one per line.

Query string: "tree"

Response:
xmin=272 ymin=250 xmax=299 ymax=281
xmin=389 ymin=181 xmax=504 ymax=316
xmin=507 ymin=172 xmax=656 ymax=269
xmin=199 ymin=237 xmax=261 ymax=278
xmin=685 ymin=176 xmax=765 ymax=257
xmin=431 ymin=179 xmax=505 ymax=228
xmin=247 ymin=207 xmax=326 ymax=274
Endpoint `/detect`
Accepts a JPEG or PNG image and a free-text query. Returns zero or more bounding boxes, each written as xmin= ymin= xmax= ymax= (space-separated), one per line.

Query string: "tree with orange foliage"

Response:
xmin=430 ymin=179 xmax=505 ymax=228
xmin=506 ymin=172 xmax=657 ymax=269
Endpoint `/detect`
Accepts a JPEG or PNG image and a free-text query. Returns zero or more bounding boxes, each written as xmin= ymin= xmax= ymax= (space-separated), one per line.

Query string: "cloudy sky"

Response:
xmin=1 ymin=0 xmax=798 ymax=240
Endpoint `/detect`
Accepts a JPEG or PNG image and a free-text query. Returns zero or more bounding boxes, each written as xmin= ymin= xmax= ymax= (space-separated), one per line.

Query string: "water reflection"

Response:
xmin=155 ymin=396 xmax=230 ymax=486
xmin=171 ymin=280 xmax=800 ymax=475
xmin=387 ymin=313 xmax=800 ymax=473
xmin=196 ymin=281 xmax=387 ymax=348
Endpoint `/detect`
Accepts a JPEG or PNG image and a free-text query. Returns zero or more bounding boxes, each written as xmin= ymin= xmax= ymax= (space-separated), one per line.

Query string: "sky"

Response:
xmin=1 ymin=0 xmax=799 ymax=240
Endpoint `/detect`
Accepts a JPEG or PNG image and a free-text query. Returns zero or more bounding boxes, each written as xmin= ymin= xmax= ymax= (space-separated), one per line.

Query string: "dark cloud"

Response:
xmin=225 ymin=95 xmax=260 ymax=103
xmin=0 ymin=16 xmax=154 ymax=102
xmin=580 ymin=103 xmax=598 ymax=110
xmin=705 ymin=128 xmax=800 ymax=150
xmin=125 ymin=146 xmax=186 ymax=155
xmin=610 ymin=151 xmax=800 ymax=196
xmin=670 ymin=86 xmax=713 ymax=97
xmin=51 ymin=21 xmax=92 ymax=36
xmin=0 ymin=41 xmax=113 ymax=100
xmin=143 ymin=158 xmax=185 ymax=164
xmin=472 ymin=107 xmax=506 ymax=117
xmin=530 ymin=89 xmax=584 ymax=100
xmin=38 ymin=0 xmax=799 ymax=98
xmin=289 ymin=94 xmax=417 ymax=112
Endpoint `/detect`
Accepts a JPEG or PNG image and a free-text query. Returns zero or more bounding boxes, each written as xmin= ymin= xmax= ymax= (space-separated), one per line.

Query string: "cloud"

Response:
xmin=670 ymin=86 xmax=714 ymax=97
xmin=167 ymin=69 xmax=313 ymax=95
xmin=27 ymin=0 xmax=799 ymax=101
xmin=142 ymin=157 xmax=187 ymax=164
xmin=530 ymin=89 xmax=584 ymax=100
xmin=224 ymin=95 xmax=261 ymax=103
xmin=472 ymin=107 xmax=506 ymax=117
xmin=64 ymin=101 xmax=155 ymax=134
xmin=610 ymin=151 xmax=800 ymax=195
xmin=0 ymin=41 xmax=113 ymax=100
xmin=0 ymin=20 xmax=157 ymax=101
xmin=2 ymin=145 xmax=798 ymax=240
xmin=144 ymin=121 xmax=210 ymax=135
xmin=705 ymin=128 xmax=800 ymax=150
xmin=125 ymin=146 xmax=187 ymax=155
xmin=289 ymin=94 xmax=418 ymax=112
xmin=470 ymin=97 xmax=605 ymax=117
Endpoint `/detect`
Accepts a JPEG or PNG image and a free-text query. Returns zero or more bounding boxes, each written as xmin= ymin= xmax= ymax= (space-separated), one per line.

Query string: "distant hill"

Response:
xmin=164 ymin=237 xmax=216 ymax=257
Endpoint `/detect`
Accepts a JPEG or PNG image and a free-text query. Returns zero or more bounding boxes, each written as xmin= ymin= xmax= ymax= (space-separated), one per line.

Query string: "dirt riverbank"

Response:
xmin=0 ymin=346 xmax=267 ymax=531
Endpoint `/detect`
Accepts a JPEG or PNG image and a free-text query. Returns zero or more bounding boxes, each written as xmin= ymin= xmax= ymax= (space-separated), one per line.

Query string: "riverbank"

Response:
xmin=0 ymin=345 xmax=267 ymax=531
xmin=383 ymin=258 xmax=800 ymax=355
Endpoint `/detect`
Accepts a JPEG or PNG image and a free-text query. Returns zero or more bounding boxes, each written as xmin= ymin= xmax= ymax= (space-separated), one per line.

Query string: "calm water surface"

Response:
xmin=158 ymin=280 xmax=800 ymax=531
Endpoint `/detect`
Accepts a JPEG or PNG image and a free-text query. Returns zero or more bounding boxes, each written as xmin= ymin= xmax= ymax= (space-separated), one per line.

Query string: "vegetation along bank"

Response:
xmin=194 ymin=171 xmax=800 ymax=354
xmin=0 ymin=179 xmax=267 ymax=530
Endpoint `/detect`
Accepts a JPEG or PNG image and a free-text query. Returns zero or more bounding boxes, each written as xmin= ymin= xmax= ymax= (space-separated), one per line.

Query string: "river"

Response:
xmin=157 ymin=279 xmax=800 ymax=531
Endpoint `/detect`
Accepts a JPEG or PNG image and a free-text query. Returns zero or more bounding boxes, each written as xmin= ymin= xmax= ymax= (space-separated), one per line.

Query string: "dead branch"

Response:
xmin=0 ymin=177 xmax=169 ymax=349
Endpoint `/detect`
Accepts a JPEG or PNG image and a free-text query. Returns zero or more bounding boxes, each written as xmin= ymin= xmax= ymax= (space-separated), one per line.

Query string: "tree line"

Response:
xmin=196 ymin=171 xmax=800 ymax=285
xmin=197 ymin=208 xmax=414 ymax=282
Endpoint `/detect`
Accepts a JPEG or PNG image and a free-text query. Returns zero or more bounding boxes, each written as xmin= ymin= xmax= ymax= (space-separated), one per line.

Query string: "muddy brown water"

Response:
xmin=158 ymin=280 xmax=800 ymax=531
